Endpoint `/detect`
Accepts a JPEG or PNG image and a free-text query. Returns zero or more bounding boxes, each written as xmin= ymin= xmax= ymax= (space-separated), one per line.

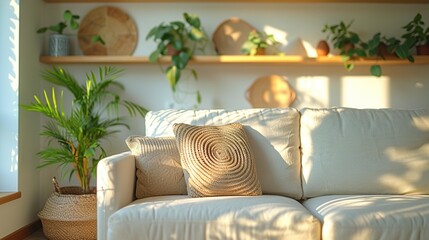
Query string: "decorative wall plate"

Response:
xmin=78 ymin=6 xmax=137 ymax=56
xmin=246 ymin=75 xmax=296 ymax=108
xmin=212 ymin=17 xmax=256 ymax=55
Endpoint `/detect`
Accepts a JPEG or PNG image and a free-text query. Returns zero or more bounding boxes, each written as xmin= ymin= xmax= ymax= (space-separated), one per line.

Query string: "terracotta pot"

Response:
xmin=416 ymin=44 xmax=429 ymax=55
xmin=378 ymin=43 xmax=395 ymax=58
xmin=343 ymin=43 xmax=354 ymax=54
xmin=316 ymin=40 xmax=330 ymax=57
xmin=255 ymin=48 xmax=265 ymax=56
xmin=166 ymin=44 xmax=180 ymax=56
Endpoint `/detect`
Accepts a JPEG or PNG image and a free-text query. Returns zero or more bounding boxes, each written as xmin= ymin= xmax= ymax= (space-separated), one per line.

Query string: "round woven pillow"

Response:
xmin=173 ymin=123 xmax=262 ymax=198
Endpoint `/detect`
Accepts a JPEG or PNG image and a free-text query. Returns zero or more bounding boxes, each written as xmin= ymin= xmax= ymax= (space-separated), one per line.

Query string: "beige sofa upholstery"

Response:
xmin=97 ymin=107 xmax=429 ymax=240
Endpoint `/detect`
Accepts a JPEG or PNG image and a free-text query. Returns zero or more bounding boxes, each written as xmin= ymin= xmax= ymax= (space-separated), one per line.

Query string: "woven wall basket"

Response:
xmin=38 ymin=185 xmax=97 ymax=240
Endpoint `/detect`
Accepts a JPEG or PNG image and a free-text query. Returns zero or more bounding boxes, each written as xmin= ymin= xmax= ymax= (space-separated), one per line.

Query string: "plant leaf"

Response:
xmin=92 ymin=35 xmax=105 ymax=45
xmin=189 ymin=28 xmax=205 ymax=41
xmin=166 ymin=65 xmax=179 ymax=91
xmin=37 ymin=27 xmax=48 ymax=34
xmin=184 ymin=13 xmax=201 ymax=28
xmin=63 ymin=10 xmax=72 ymax=21
xmin=370 ymin=65 xmax=382 ymax=77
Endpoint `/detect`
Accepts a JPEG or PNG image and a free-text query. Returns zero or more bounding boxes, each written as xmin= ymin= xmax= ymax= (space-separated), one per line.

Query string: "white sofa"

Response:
xmin=97 ymin=107 xmax=429 ymax=240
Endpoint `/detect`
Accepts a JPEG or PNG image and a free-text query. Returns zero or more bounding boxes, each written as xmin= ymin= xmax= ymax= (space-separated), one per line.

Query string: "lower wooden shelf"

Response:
xmin=39 ymin=55 xmax=429 ymax=65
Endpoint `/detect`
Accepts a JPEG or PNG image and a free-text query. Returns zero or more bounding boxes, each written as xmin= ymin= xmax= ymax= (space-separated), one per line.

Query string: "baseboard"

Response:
xmin=2 ymin=220 xmax=42 ymax=240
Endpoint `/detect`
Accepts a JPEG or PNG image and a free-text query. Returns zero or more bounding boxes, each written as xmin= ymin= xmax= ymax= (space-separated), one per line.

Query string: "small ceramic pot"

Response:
xmin=49 ymin=34 xmax=69 ymax=56
xmin=316 ymin=40 xmax=330 ymax=57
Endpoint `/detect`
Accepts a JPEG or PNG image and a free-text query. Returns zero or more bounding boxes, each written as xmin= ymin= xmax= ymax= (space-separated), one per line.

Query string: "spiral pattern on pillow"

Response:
xmin=173 ymin=123 xmax=262 ymax=198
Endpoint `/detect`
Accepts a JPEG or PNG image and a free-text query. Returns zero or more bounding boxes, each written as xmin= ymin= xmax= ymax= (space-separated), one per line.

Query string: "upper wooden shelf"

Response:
xmin=39 ymin=55 xmax=429 ymax=65
xmin=43 ymin=0 xmax=429 ymax=3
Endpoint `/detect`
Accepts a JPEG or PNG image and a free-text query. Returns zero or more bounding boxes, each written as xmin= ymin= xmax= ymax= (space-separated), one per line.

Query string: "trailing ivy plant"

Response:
xmin=146 ymin=13 xmax=208 ymax=105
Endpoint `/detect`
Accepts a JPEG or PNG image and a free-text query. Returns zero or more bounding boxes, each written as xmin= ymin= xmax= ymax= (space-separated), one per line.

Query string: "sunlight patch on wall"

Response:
xmin=294 ymin=76 xmax=330 ymax=108
xmin=341 ymin=76 xmax=390 ymax=108
xmin=263 ymin=25 xmax=288 ymax=46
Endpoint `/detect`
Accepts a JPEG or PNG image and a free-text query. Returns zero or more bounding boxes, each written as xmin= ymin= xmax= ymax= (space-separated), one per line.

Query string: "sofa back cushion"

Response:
xmin=146 ymin=108 xmax=302 ymax=199
xmin=300 ymin=108 xmax=429 ymax=198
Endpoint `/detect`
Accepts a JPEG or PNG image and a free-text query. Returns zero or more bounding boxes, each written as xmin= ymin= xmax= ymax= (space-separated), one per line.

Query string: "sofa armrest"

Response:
xmin=97 ymin=151 xmax=135 ymax=240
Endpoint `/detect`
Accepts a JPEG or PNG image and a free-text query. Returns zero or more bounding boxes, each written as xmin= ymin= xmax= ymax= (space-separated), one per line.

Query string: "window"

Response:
xmin=0 ymin=0 xmax=19 ymax=192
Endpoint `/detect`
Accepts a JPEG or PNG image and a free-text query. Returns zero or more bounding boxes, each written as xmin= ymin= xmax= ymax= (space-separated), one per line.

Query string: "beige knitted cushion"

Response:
xmin=126 ymin=136 xmax=187 ymax=198
xmin=173 ymin=123 xmax=262 ymax=198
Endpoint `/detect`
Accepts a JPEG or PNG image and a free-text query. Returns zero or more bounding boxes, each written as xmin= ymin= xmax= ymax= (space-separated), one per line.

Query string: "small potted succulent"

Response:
xmin=37 ymin=10 xmax=80 ymax=56
xmin=401 ymin=13 xmax=429 ymax=55
xmin=146 ymin=13 xmax=208 ymax=105
xmin=241 ymin=30 xmax=279 ymax=55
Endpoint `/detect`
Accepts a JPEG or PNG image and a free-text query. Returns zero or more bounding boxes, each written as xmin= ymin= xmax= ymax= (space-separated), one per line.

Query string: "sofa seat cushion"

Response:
xmin=302 ymin=195 xmax=429 ymax=240
xmin=145 ymin=108 xmax=302 ymax=199
xmin=108 ymin=195 xmax=321 ymax=240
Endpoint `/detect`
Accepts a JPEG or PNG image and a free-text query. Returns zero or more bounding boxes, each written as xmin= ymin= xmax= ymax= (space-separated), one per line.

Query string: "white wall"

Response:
xmin=1 ymin=1 xmax=429 ymax=237
xmin=39 ymin=2 xmax=429 ymax=156
xmin=0 ymin=0 xmax=43 ymax=238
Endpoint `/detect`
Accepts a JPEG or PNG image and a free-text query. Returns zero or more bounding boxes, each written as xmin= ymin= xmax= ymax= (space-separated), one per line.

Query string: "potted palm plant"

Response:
xmin=146 ymin=12 xmax=207 ymax=105
xmin=22 ymin=66 xmax=147 ymax=239
xmin=241 ymin=30 xmax=279 ymax=55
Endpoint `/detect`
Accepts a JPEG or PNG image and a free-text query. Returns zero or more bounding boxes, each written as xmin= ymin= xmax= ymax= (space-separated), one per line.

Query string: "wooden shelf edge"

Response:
xmin=43 ymin=0 xmax=429 ymax=3
xmin=39 ymin=55 xmax=429 ymax=65
xmin=0 ymin=192 xmax=22 ymax=205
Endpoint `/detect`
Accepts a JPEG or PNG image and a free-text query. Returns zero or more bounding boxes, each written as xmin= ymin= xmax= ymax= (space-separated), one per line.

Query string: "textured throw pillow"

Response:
xmin=173 ymin=123 xmax=262 ymax=198
xmin=126 ymin=136 xmax=187 ymax=198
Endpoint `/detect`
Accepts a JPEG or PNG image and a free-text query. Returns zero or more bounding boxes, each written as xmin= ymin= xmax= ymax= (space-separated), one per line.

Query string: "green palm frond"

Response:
xmin=22 ymin=66 xmax=148 ymax=194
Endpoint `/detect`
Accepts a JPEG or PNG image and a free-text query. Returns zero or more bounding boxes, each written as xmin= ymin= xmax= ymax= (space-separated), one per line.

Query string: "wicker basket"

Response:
xmin=38 ymin=179 xmax=97 ymax=240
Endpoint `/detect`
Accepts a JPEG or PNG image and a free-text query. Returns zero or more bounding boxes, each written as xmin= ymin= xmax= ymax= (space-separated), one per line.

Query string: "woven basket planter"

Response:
xmin=38 ymin=185 xmax=97 ymax=240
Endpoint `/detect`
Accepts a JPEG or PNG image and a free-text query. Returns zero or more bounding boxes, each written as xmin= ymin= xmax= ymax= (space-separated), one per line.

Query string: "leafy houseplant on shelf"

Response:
xmin=323 ymin=21 xmax=392 ymax=77
xmin=401 ymin=13 xmax=429 ymax=56
xmin=37 ymin=10 xmax=80 ymax=56
xmin=241 ymin=30 xmax=279 ymax=55
xmin=323 ymin=20 xmax=366 ymax=72
xmin=22 ymin=66 xmax=147 ymax=239
xmin=37 ymin=10 xmax=104 ymax=56
xmin=146 ymin=13 xmax=208 ymax=105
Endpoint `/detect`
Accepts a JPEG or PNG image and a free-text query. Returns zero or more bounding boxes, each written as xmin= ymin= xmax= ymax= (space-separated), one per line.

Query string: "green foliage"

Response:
xmin=22 ymin=67 xmax=148 ymax=194
xmin=402 ymin=13 xmax=429 ymax=46
xmin=146 ymin=13 xmax=207 ymax=105
xmin=37 ymin=10 xmax=80 ymax=35
xmin=323 ymin=20 xmax=361 ymax=54
xmin=322 ymin=15 xmax=429 ymax=77
xmin=241 ymin=31 xmax=279 ymax=55
xmin=37 ymin=10 xmax=104 ymax=45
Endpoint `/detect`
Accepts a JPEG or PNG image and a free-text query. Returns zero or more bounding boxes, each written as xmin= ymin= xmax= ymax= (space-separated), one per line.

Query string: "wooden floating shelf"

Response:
xmin=43 ymin=0 xmax=429 ymax=3
xmin=39 ymin=55 xmax=429 ymax=65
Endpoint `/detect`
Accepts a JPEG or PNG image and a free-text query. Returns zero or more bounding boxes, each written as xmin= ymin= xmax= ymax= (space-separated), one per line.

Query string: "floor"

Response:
xmin=23 ymin=229 xmax=46 ymax=240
